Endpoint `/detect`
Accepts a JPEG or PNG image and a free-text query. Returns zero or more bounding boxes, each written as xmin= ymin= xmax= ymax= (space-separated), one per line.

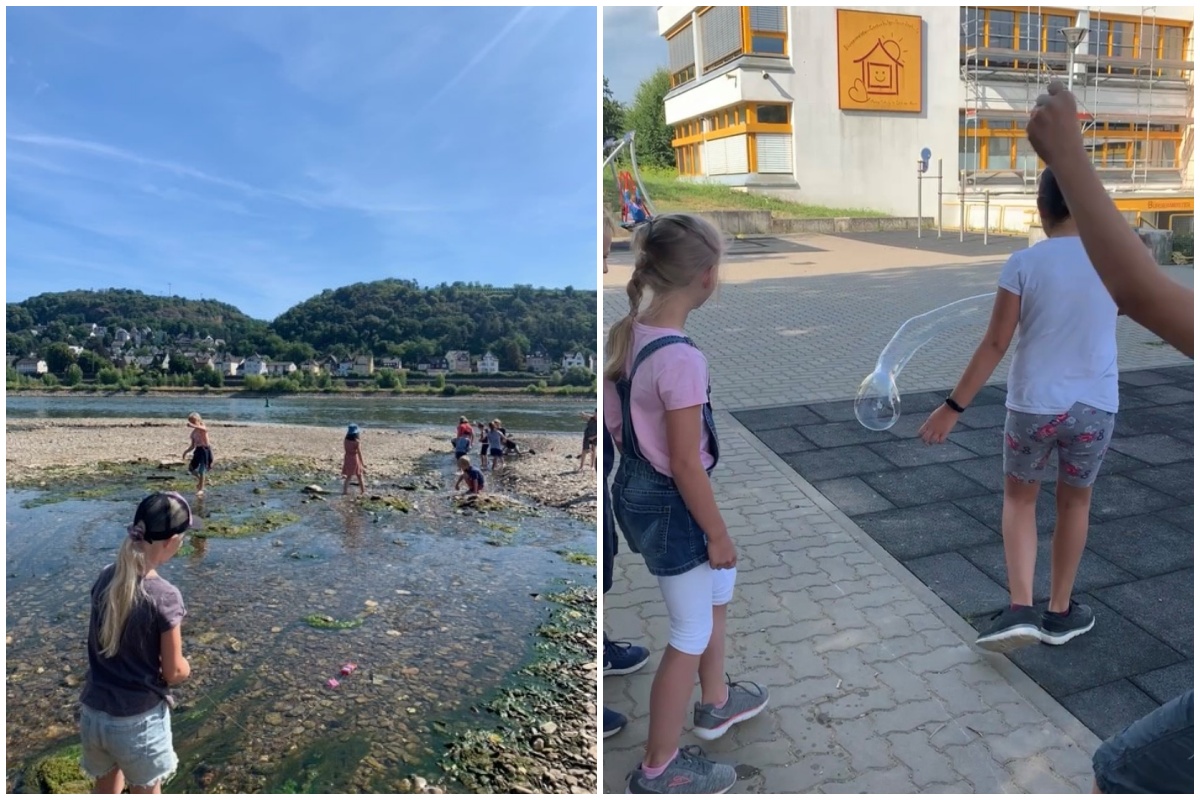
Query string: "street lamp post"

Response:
xmin=1060 ymin=26 xmax=1088 ymax=94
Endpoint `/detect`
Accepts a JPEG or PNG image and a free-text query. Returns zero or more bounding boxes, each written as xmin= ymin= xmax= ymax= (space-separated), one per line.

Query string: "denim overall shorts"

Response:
xmin=611 ymin=335 xmax=720 ymax=577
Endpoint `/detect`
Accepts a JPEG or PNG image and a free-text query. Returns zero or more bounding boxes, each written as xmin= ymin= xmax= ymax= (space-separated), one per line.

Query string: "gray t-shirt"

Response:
xmin=81 ymin=565 xmax=187 ymax=717
xmin=487 ymin=429 xmax=503 ymax=449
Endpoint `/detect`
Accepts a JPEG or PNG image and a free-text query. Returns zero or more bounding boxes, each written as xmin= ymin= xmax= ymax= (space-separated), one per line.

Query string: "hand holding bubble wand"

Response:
xmin=854 ymin=293 xmax=997 ymax=431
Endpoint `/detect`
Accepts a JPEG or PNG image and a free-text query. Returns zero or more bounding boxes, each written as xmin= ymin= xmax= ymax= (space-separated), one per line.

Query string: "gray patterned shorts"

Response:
xmin=1003 ymin=401 xmax=1115 ymax=488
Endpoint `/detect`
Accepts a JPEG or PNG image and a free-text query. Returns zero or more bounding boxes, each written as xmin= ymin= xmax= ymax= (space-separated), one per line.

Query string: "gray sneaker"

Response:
xmin=975 ymin=605 xmax=1042 ymax=653
xmin=626 ymin=745 xmax=736 ymax=794
xmin=692 ymin=676 xmax=769 ymax=741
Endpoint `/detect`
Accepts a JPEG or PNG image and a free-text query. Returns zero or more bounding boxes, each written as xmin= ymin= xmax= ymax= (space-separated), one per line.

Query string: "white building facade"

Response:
xmin=659 ymin=5 xmax=1193 ymax=233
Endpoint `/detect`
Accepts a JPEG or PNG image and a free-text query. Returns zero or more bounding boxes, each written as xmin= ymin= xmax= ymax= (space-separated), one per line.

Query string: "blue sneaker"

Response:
xmin=604 ymin=706 xmax=627 ymax=739
xmin=604 ymin=636 xmax=650 ymax=676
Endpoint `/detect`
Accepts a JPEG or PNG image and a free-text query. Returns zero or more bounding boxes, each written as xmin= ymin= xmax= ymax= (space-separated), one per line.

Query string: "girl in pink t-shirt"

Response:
xmin=604 ymin=214 xmax=768 ymax=794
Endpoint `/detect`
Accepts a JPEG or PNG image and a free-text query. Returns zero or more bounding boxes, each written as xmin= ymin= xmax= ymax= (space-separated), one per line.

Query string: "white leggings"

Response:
xmin=658 ymin=564 xmax=737 ymax=656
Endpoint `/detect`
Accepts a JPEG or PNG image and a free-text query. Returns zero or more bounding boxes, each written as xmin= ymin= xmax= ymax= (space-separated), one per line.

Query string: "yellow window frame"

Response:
xmin=741 ymin=7 xmax=788 ymax=57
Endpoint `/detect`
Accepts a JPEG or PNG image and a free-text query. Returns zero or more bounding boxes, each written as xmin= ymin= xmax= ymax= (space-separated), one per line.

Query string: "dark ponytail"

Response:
xmin=1037 ymin=168 xmax=1071 ymax=228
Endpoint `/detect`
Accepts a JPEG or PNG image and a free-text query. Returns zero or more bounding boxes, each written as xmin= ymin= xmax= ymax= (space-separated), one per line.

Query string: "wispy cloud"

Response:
xmin=421 ymin=7 xmax=534 ymax=112
xmin=8 ymin=133 xmax=444 ymax=215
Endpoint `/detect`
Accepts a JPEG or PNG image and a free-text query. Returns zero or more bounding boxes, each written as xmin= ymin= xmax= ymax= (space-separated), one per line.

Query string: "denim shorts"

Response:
xmin=80 ymin=702 xmax=177 ymax=788
xmin=611 ymin=457 xmax=708 ymax=577
xmin=1092 ymin=690 xmax=1193 ymax=793
xmin=1004 ymin=402 xmax=1115 ymax=487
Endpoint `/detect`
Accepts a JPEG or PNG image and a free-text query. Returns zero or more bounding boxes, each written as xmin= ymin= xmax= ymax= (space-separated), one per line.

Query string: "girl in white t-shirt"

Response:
xmin=604 ymin=214 xmax=768 ymax=794
xmin=919 ymin=167 xmax=1118 ymax=654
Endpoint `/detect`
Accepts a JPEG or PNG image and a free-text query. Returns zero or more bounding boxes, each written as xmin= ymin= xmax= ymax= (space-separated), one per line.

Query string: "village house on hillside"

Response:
xmin=561 ymin=351 xmax=595 ymax=373
xmin=377 ymin=356 xmax=402 ymax=371
xmin=445 ymin=350 xmax=471 ymax=374
xmin=299 ymin=359 xmax=323 ymax=375
xmin=214 ymin=354 xmax=242 ymax=377
xmin=242 ymin=355 xmax=269 ymax=377
xmin=477 ymin=351 xmax=500 ymax=374
xmin=15 ymin=357 xmax=48 ymax=376
xmin=523 ymin=347 xmax=553 ymax=374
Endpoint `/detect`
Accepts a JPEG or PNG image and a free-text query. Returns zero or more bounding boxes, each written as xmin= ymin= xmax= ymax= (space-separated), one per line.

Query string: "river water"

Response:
xmin=5 ymin=394 xmax=592 ymax=434
xmin=4 ymin=403 xmax=596 ymax=792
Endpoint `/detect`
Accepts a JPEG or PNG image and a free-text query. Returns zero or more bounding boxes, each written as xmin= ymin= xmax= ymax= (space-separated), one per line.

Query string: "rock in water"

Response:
xmin=302 ymin=485 xmax=327 ymax=494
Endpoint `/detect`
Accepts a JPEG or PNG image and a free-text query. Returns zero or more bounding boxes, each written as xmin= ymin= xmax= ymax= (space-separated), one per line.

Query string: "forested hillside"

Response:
xmin=7 ymin=282 xmax=596 ymax=370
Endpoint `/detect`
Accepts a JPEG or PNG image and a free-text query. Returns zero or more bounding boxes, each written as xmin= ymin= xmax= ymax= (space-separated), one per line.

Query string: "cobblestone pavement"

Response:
xmin=601 ymin=235 xmax=1194 ymax=793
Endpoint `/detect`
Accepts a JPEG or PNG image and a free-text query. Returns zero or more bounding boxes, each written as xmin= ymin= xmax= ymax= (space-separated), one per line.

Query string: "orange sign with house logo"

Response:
xmin=836 ymin=9 xmax=923 ymax=113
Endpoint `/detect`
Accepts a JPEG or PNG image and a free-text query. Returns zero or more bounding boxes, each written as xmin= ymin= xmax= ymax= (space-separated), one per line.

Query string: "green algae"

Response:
xmin=22 ymin=744 xmax=91 ymax=793
xmin=194 ymin=511 xmax=300 ymax=539
xmin=303 ymin=614 xmax=366 ymax=630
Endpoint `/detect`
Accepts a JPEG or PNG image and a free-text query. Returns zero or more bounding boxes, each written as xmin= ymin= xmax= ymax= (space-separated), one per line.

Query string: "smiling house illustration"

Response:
xmin=854 ymin=38 xmax=903 ymax=98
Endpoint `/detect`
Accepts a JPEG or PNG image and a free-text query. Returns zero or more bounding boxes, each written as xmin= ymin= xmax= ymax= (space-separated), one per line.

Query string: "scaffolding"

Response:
xmin=958 ymin=5 xmax=1193 ymax=194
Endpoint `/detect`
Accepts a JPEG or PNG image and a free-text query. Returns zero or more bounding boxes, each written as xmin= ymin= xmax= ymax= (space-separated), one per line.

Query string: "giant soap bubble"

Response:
xmin=854 ymin=293 xmax=997 ymax=430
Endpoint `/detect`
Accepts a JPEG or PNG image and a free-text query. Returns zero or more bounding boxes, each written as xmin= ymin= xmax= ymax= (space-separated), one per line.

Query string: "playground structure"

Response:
xmin=603 ymin=131 xmax=656 ymax=229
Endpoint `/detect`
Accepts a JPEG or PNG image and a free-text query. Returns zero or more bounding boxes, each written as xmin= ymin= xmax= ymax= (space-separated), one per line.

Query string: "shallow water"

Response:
xmin=5 ymin=394 xmax=593 ymax=434
xmin=4 ymin=457 xmax=594 ymax=793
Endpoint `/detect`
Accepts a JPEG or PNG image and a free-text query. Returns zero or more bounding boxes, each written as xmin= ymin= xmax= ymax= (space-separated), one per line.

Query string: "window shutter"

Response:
xmin=755 ymin=134 xmax=792 ymax=173
xmin=749 ymin=7 xmax=786 ymax=32
xmin=668 ymin=26 xmax=696 ymax=75
xmin=700 ymin=6 xmax=742 ymax=69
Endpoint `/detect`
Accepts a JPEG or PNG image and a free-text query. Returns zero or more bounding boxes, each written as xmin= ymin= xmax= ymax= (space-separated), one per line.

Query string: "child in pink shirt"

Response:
xmin=604 ymin=214 xmax=768 ymax=794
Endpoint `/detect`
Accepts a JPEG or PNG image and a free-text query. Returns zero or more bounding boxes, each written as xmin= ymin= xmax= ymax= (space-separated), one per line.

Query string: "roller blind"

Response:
xmin=700 ymin=6 xmax=742 ymax=69
xmin=668 ymin=25 xmax=695 ymax=74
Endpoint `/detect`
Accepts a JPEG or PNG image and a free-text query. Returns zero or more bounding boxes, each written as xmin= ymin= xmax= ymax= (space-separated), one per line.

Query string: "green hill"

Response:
xmin=7 ymin=282 xmax=596 ymax=371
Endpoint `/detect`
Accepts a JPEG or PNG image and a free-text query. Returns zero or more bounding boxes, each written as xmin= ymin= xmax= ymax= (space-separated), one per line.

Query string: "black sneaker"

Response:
xmin=975 ymin=605 xmax=1042 ymax=653
xmin=603 ymin=706 xmax=627 ymax=739
xmin=1039 ymin=600 xmax=1095 ymax=645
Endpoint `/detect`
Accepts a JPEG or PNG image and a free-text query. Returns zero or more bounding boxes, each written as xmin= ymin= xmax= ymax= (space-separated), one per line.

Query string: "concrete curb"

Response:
xmin=716 ymin=408 xmax=1105 ymax=758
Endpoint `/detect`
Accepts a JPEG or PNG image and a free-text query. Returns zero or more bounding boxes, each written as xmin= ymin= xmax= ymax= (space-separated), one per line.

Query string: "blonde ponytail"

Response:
xmin=98 ymin=537 xmax=148 ymax=658
xmin=601 ymin=214 xmax=725 ymax=383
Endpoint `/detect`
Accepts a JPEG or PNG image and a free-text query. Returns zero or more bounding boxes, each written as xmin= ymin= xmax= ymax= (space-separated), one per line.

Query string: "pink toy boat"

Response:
xmin=340 ymin=663 xmax=358 ymax=676
xmin=326 ymin=678 xmax=340 ymax=689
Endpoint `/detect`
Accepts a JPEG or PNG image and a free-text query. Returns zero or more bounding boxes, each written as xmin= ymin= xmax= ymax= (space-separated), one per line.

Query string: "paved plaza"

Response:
xmin=602 ymin=233 xmax=1194 ymax=793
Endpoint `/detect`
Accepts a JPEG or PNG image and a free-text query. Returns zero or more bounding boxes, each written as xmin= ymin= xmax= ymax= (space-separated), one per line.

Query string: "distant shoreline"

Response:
xmin=5 ymin=387 xmax=595 ymax=402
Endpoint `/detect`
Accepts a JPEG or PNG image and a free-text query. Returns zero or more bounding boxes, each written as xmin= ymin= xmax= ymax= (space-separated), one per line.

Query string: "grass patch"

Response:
xmin=605 ymin=165 xmax=884 ymax=219
xmin=195 ymin=511 xmax=300 ymax=539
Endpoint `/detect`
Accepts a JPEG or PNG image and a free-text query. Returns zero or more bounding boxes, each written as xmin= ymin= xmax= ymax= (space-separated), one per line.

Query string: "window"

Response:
xmin=699 ymin=6 xmax=742 ymax=70
xmin=1087 ymin=19 xmax=1110 ymax=57
xmin=962 ymin=7 xmax=981 ymax=48
xmin=1017 ymin=12 xmax=1041 ymax=52
xmin=667 ymin=25 xmax=696 ymax=87
xmin=988 ymin=10 xmax=1015 ymax=50
xmin=755 ymin=104 xmax=788 ymax=124
xmin=960 ymin=117 xmax=1185 ymax=175
xmin=747 ymin=7 xmax=787 ymax=56
xmin=671 ymin=101 xmax=793 ymax=177
xmin=1045 ymin=15 xmax=1073 ymax=53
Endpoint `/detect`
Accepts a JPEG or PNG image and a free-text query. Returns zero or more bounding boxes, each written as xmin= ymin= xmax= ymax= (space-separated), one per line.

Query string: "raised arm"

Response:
xmin=1027 ymin=81 xmax=1193 ymax=357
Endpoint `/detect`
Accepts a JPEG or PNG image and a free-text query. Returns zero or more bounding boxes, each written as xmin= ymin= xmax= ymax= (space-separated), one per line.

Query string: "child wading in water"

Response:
xmin=80 ymin=492 xmax=192 ymax=793
xmin=182 ymin=413 xmax=213 ymax=497
xmin=455 ymin=455 xmax=485 ymax=495
xmin=342 ymin=424 xmax=366 ymax=496
xmin=486 ymin=421 xmax=505 ymax=471
xmin=578 ymin=411 xmax=598 ymax=472
xmin=920 ymin=168 xmax=1118 ymax=652
xmin=604 ymin=214 xmax=768 ymax=793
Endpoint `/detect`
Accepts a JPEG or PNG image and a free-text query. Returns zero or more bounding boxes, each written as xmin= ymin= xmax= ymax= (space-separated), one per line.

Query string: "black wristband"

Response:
xmin=945 ymin=397 xmax=966 ymax=414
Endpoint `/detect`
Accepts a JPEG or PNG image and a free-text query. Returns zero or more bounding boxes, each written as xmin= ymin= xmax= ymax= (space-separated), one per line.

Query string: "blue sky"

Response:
xmin=603 ymin=6 xmax=665 ymax=103
xmin=6 ymin=7 xmax=598 ymax=320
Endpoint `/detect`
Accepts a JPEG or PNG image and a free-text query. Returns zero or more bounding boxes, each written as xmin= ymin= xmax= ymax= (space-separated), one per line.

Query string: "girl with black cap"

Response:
xmin=79 ymin=492 xmax=192 ymax=793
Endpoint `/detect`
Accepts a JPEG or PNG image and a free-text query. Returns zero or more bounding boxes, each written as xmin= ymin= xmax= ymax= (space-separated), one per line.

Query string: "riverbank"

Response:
xmin=5 ymin=418 xmax=596 ymax=518
xmin=5 ymin=385 xmax=595 ymax=399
